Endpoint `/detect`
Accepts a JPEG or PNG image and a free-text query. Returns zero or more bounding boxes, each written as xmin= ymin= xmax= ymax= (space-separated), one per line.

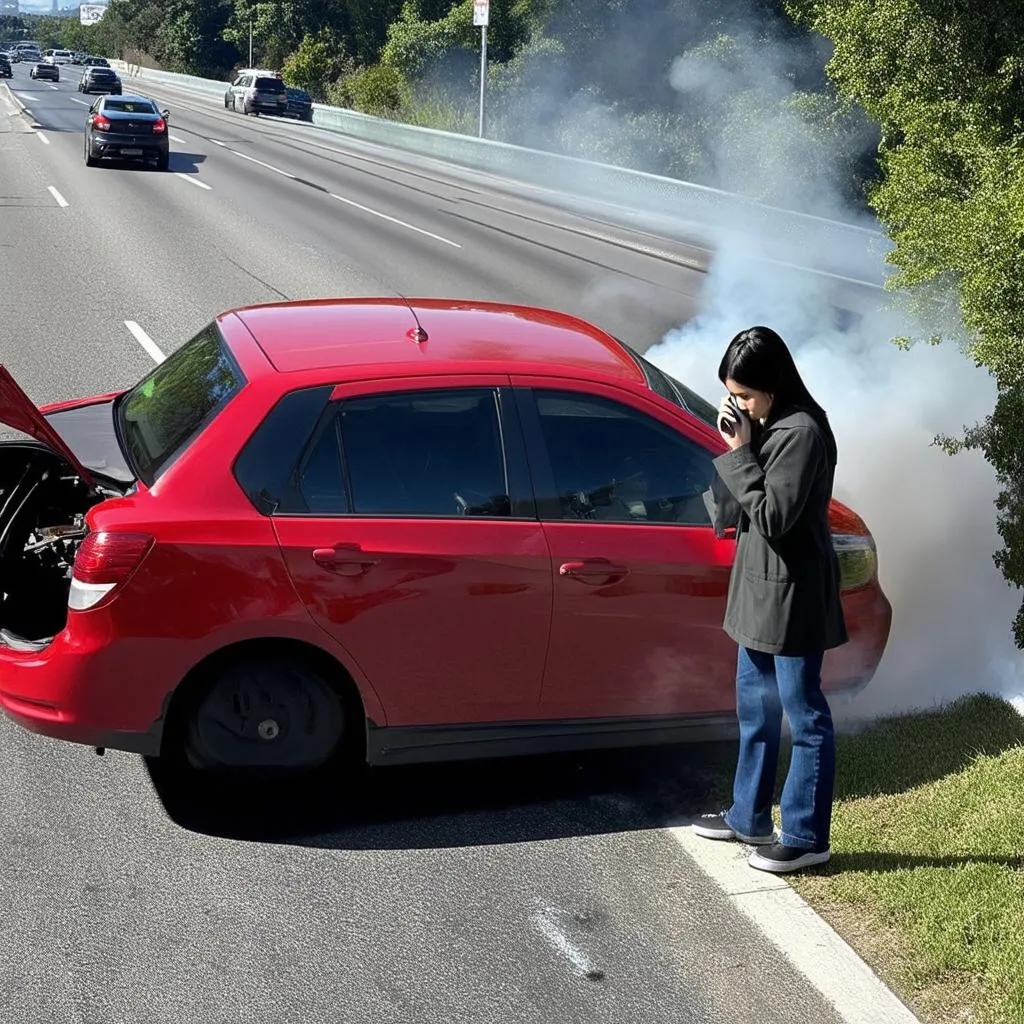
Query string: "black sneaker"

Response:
xmin=691 ymin=812 xmax=775 ymax=846
xmin=748 ymin=843 xmax=831 ymax=873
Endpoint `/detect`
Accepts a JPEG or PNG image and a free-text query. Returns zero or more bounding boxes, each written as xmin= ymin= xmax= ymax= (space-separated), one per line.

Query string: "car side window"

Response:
xmin=340 ymin=388 xmax=511 ymax=518
xmin=532 ymin=390 xmax=714 ymax=526
xmin=289 ymin=417 xmax=348 ymax=514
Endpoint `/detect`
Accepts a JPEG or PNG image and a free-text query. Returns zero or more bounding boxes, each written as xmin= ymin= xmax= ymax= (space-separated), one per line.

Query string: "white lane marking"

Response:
xmin=14 ymin=92 xmax=35 ymax=101
xmin=48 ymin=85 xmax=58 ymax=90
xmin=70 ymin=97 xmax=91 ymax=106
xmin=35 ymin=131 xmax=49 ymax=145
xmin=124 ymin=321 xmax=166 ymax=364
xmin=47 ymin=185 xmax=68 ymax=208
xmin=210 ymin=138 xmax=227 ymax=147
xmin=668 ymin=826 xmax=921 ymax=1024
xmin=169 ymin=134 xmax=185 ymax=144
xmin=532 ymin=907 xmax=602 ymax=980
xmin=329 ymin=191 xmax=461 ymax=247
xmin=174 ymin=172 xmax=211 ymax=190
xmin=232 ymin=149 xmax=296 ymax=179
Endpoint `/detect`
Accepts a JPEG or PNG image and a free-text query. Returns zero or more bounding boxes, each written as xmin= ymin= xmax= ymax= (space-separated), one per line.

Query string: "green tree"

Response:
xmin=281 ymin=28 xmax=352 ymax=99
xmin=784 ymin=0 xmax=1024 ymax=642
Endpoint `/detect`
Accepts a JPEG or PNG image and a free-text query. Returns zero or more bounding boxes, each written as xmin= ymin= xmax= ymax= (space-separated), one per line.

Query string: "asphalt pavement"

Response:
xmin=0 ymin=62 xmax=853 ymax=1024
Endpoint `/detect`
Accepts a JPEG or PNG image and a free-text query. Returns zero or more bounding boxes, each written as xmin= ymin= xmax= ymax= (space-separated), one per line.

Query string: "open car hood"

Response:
xmin=0 ymin=366 xmax=97 ymax=489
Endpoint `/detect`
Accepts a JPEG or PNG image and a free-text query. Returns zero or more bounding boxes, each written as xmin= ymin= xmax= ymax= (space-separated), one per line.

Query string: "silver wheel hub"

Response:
xmin=257 ymin=718 xmax=281 ymax=741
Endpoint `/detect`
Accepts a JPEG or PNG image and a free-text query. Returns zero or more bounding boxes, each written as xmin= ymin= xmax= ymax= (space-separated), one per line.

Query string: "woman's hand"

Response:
xmin=718 ymin=396 xmax=752 ymax=449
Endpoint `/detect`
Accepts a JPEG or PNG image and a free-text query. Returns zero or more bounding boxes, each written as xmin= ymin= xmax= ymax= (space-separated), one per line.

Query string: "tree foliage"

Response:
xmin=785 ymin=0 xmax=1024 ymax=643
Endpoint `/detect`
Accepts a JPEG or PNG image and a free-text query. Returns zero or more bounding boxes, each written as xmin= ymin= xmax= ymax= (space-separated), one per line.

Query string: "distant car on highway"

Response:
xmin=0 ymin=298 xmax=892 ymax=784
xmin=224 ymin=68 xmax=287 ymax=116
xmin=30 ymin=62 xmax=59 ymax=82
xmin=83 ymin=56 xmax=110 ymax=68
xmin=285 ymin=86 xmax=313 ymax=122
xmin=79 ymin=66 xmax=122 ymax=95
xmin=0 ymin=54 xmax=11 ymax=78
xmin=84 ymin=94 xmax=170 ymax=170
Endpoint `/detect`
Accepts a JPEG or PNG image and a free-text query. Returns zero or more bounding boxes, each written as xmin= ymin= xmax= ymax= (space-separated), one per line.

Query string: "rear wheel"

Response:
xmin=155 ymin=149 xmax=168 ymax=171
xmin=84 ymin=134 xmax=97 ymax=166
xmin=180 ymin=654 xmax=346 ymax=777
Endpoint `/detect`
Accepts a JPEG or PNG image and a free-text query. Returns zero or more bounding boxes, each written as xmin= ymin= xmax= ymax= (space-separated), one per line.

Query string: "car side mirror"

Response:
xmin=161 ymin=109 xmax=170 ymax=120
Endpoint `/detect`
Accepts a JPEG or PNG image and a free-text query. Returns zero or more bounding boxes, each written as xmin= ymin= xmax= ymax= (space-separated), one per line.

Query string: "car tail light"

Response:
xmin=90 ymin=114 xmax=111 ymax=131
xmin=69 ymin=531 xmax=154 ymax=611
xmin=152 ymin=117 xmax=166 ymax=134
xmin=829 ymin=501 xmax=878 ymax=592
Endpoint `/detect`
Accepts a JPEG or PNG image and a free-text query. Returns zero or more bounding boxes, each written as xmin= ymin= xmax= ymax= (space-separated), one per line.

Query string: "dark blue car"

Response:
xmin=285 ymin=87 xmax=313 ymax=122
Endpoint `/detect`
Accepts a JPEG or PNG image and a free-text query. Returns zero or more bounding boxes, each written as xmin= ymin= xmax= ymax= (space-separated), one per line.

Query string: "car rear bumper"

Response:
xmin=251 ymin=100 xmax=287 ymax=114
xmin=91 ymin=135 xmax=168 ymax=158
xmin=0 ymin=627 xmax=168 ymax=756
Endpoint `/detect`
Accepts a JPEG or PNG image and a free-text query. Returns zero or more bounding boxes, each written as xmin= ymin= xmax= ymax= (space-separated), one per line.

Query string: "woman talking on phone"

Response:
xmin=694 ymin=326 xmax=847 ymax=873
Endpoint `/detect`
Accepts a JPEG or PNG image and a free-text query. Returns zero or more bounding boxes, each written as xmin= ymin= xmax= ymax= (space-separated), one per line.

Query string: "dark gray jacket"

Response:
xmin=703 ymin=409 xmax=848 ymax=656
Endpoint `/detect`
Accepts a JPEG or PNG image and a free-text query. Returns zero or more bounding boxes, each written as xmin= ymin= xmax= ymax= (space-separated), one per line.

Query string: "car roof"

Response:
xmin=227 ymin=298 xmax=648 ymax=384
xmin=101 ymin=94 xmax=155 ymax=104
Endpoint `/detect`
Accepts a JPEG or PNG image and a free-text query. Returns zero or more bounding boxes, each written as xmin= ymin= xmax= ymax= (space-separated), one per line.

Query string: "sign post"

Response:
xmin=473 ymin=0 xmax=489 ymax=138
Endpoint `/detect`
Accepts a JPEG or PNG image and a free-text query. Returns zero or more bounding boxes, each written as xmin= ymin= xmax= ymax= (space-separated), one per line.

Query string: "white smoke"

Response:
xmin=645 ymin=242 xmax=1024 ymax=723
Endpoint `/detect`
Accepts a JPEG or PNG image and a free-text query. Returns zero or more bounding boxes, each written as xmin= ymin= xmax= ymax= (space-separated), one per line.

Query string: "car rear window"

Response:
xmin=256 ymin=77 xmax=285 ymax=91
xmin=90 ymin=69 xmax=116 ymax=77
xmin=104 ymin=100 xmax=156 ymax=114
xmin=117 ymin=323 xmax=246 ymax=485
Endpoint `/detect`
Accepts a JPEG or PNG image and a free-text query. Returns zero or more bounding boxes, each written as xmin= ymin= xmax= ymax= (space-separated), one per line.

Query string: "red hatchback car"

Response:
xmin=0 ymin=299 xmax=891 ymax=777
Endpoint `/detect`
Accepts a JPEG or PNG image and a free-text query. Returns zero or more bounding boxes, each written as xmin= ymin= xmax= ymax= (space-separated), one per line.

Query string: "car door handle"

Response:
xmin=312 ymin=546 xmax=380 ymax=576
xmin=559 ymin=559 xmax=630 ymax=583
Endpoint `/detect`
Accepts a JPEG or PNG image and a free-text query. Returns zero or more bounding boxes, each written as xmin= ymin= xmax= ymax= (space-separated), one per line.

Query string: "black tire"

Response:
xmin=155 ymin=149 xmax=168 ymax=171
xmin=84 ymin=135 xmax=97 ymax=166
xmin=180 ymin=655 xmax=346 ymax=777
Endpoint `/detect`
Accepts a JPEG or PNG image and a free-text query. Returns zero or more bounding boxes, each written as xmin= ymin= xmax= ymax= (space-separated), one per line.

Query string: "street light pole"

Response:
xmin=248 ymin=16 xmax=252 ymax=66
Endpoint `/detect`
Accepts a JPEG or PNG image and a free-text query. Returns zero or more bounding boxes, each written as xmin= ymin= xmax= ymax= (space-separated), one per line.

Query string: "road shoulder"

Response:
xmin=669 ymin=825 xmax=921 ymax=1024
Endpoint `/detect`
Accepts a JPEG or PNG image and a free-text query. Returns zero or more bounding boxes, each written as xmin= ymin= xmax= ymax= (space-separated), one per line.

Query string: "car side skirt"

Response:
xmin=365 ymin=713 xmax=739 ymax=766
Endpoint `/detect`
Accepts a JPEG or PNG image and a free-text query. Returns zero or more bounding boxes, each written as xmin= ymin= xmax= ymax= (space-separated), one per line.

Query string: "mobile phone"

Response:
xmin=719 ymin=396 xmax=744 ymax=437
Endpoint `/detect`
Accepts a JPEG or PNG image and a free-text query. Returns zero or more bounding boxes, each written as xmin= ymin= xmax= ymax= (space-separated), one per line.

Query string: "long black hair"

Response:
xmin=718 ymin=326 xmax=837 ymax=464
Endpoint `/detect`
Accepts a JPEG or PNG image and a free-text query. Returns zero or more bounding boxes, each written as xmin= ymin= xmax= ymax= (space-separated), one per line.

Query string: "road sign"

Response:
xmin=80 ymin=4 xmax=107 ymax=25
xmin=473 ymin=0 xmax=489 ymax=27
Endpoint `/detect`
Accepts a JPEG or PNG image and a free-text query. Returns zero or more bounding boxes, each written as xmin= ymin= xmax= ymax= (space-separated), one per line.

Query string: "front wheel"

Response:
xmin=181 ymin=655 xmax=346 ymax=777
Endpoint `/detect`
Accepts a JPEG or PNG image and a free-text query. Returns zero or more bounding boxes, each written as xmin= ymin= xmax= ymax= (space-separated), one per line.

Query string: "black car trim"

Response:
xmin=364 ymin=712 xmax=743 ymax=765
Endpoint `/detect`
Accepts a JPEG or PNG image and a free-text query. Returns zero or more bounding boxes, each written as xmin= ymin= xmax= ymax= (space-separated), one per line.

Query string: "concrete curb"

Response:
xmin=668 ymin=825 xmax=922 ymax=1024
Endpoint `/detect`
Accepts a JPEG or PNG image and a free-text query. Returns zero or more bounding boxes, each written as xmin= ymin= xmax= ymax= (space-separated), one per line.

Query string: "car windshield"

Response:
xmin=116 ymin=323 xmax=246 ymax=486
xmin=104 ymin=100 xmax=157 ymax=114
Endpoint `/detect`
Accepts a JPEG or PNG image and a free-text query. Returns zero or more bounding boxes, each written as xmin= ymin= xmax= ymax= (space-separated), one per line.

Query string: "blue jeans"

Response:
xmin=723 ymin=647 xmax=835 ymax=851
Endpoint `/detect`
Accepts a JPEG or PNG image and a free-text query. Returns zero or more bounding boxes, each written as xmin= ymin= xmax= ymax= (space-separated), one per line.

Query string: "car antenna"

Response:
xmin=395 ymin=291 xmax=428 ymax=344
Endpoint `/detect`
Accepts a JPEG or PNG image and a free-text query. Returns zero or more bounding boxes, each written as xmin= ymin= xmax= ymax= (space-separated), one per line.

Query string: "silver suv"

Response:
xmin=224 ymin=69 xmax=287 ymax=116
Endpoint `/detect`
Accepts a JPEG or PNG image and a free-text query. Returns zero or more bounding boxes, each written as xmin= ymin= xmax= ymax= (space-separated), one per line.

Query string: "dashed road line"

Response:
xmin=47 ymin=185 xmax=68 ymax=208
xmin=174 ymin=172 xmax=212 ymax=190
xmin=35 ymin=131 xmax=49 ymax=144
xmin=232 ymin=149 xmax=296 ymax=179
xmin=169 ymin=134 xmax=185 ymax=144
xmin=124 ymin=321 xmax=166 ymax=364
xmin=70 ymin=97 xmax=91 ymax=106
xmin=329 ymin=190 xmax=461 ymax=247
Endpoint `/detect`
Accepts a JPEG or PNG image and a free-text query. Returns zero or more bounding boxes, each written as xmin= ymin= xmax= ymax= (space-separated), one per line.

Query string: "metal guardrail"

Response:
xmin=111 ymin=60 xmax=890 ymax=288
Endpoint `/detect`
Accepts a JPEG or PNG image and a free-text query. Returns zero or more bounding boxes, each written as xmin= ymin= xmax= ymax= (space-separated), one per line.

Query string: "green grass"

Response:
xmin=788 ymin=695 xmax=1024 ymax=1024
